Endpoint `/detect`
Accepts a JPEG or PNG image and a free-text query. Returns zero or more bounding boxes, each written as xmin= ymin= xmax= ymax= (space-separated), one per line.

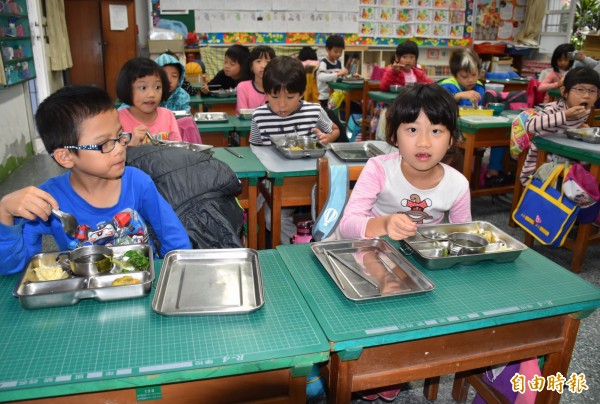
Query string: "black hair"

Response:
xmin=225 ymin=44 xmax=250 ymax=65
xmin=263 ymin=56 xmax=306 ymax=95
xmin=551 ymin=43 xmax=575 ymax=72
xmin=116 ymin=57 xmax=170 ymax=105
xmin=448 ymin=48 xmax=481 ymax=77
xmin=395 ymin=40 xmax=419 ymax=59
xmin=325 ymin=35 xmax=345 ymax=50
xmin=298 ymin=46 xmax=318 ymax=61
xmin=35 ymin=85 xmax=115 ymax=155
xmin=563 ymin=66 xmax=600 ymax=92
xmin=386 ymin=84 xmax=459 ymax=146
xmin=247 ymin=45 xmax=276 ymax=79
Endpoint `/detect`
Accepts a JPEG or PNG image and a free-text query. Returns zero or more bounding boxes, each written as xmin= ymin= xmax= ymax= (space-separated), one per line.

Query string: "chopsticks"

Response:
xmin=326 ymin=251 xmax=379 ymax=289
xmin=224 ymin=147 xmax=243 ymax=158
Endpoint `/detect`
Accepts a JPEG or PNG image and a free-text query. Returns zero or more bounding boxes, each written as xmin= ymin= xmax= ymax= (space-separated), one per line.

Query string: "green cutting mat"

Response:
xmin=277 ymin=244 xmax=600 ymax=350
xmin=0 ymin=250 xmax=328 ymax=397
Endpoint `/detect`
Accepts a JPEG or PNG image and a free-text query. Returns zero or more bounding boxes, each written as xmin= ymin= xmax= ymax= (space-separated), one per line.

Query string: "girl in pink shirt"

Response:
xmin=339 ymin=84 xmax=471 ymax=241
xmin=236 ymin=46 xmax=276 ymax=114
xmin=116 ymin=57 xmax=182 ymax=146
xmin=538 ymin=43 xmax=575 ymax=103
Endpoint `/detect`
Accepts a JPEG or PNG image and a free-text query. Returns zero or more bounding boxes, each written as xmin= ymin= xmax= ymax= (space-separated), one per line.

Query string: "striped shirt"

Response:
xmin=520 ymin=99 xmax=588 ymax=183
xmin=249 ymin=101 xmax=333 ymax=145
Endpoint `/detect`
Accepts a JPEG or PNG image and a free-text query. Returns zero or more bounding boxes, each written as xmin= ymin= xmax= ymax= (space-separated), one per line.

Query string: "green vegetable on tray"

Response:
xmin=113 ymin=250 xmax=150 ymax=272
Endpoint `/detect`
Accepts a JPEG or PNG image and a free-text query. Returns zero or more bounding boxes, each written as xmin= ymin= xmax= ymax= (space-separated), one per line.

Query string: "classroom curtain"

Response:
xmin=515 ymin=0 xmax=547 ymax=46
xmin=45 ymin=0 xmax=73 ymax=71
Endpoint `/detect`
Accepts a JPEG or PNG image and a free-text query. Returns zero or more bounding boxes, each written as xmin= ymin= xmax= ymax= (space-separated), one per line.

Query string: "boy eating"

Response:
xmin=0 ymin=85 xmax=191 ymax=275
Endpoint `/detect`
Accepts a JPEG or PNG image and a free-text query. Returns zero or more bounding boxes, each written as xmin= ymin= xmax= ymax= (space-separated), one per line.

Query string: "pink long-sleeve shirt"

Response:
xmin=118 ymin=107 xmax=182 ymax=143
xmin=236 ymin=80 xmax=268 ymax=113
xmin=338 ymin=153 xmax=472 ymax=239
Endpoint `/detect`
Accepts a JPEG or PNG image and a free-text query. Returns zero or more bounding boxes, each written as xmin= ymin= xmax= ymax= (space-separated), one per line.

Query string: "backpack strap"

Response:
xmin=312 ymin=163 xmax=349 ymax=241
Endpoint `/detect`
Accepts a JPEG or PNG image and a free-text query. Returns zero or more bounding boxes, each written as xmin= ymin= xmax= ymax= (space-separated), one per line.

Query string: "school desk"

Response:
xmin=212 ymin=146 xmax=266 ymax=249
xmin=195 ymin=114 xmax=235 ymax=147
xmin=0 ymin=250 xmax=329 ymax=403
xmin=368 ymin=90 xmax=398 ymax=106
xmin=229 ymin=115 xmax=251 ymax=146
xmin=276 ymin=242 xmax=600 ymax=403
xmin=201 ymin=94 xmax=237 ymax=115
xmin=485 ymin=78 xmax=530 ymax=92
xmin=328 ymin=80 xmax=366 ymax=122
xmin=189 ymin=94 xmax=203 ymax=113
xmin=457 ymin=115 xmax=514 ymax=197
xmin=251 ymin=141 xmax=395 ymax=248
xmin=528 ymin=134 xmax=600 ymax=273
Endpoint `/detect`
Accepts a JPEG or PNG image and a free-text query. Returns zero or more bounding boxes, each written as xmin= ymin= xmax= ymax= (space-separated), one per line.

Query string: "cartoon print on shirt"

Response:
xmin=70 ymin=208 xmax=149 ymax=249
xmin=400 ymin=193 xmax=433 ymax=224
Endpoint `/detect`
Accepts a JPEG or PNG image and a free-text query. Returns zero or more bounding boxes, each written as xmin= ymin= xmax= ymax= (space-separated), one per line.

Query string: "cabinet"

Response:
xmin=582 ymin=34 xmax=600 ymax=60
xmin=0 ymin=0 xmax=35 ymax=86
xmin=345 ymin=46 xmax=453 ymax=81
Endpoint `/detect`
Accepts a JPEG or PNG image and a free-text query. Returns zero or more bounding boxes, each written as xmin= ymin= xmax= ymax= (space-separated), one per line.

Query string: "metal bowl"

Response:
xmin=68 ymin=245 xmax=114 ymax=277
xmin=238 ymin=108 xmax=255 ymax=120
xmin=210 ymin=89 xmax=237 ymax=98
xmin=447 ymin=232 xmax=489 ymax=255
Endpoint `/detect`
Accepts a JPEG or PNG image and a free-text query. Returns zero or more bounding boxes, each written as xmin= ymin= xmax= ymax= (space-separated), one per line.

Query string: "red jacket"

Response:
xmin=379 ymin=66 xmax=433 ymax=91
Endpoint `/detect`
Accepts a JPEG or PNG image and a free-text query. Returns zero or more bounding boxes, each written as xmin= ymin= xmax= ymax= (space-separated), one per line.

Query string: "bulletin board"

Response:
xmin=474 ymin=0 xmax=526 ymax=41
xmin=157 ymin=0 xmax=473 ymax=47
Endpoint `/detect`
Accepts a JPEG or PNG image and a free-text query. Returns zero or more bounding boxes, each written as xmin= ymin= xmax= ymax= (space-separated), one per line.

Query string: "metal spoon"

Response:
xmin=145 ymin=131 xmax=164 ymax=146
xmin=51 ymin=208 xmax=78 ymax=238
xmin=417 ymin=230 xmax=448 ymax=241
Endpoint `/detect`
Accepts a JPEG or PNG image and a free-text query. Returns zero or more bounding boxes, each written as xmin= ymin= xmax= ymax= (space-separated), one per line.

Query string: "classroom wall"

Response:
xmin=0 ymin=83 xmax=36 ymax=183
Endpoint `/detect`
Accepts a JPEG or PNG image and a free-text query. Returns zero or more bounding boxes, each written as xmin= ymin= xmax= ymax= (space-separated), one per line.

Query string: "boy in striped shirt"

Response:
xmin=249 ymin=56 xmax=340 ymax=146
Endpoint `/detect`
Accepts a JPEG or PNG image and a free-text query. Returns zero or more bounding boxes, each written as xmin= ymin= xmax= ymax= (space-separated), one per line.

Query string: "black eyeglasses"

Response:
xmin=52 ymin=132 xmax=132 ymax=157
xmin=571 ymin=87 xmax=599 ymax=96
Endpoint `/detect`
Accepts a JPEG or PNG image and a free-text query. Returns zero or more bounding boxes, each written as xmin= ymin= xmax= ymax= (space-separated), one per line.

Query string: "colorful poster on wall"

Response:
xmin=358 ymin=0 xmax=468 ymax=39
xmin=474 ymin=0 xmax=526 ymax=41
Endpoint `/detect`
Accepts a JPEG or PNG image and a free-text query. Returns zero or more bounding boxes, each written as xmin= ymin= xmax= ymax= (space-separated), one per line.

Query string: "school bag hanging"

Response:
xmin=512 ymin=163 xmax=579 ymax=248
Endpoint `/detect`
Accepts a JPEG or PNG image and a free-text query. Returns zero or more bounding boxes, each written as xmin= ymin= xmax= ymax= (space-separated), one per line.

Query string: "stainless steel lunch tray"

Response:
xmin=173 ymin=110 xmax=191 ymax=118
xmin=565 ymin=127 xmax=600 ymax=144
xmin=401 ymin=221 xmax=527 ymax=269
xmin=311 ymin=239 xmax=435 ymax=301
xmin=194 ymin=112 xmax=229 ymax=123
xmin=210 ymin=89 xmax=237 ymax=98
xmin=329 ymin=142 xmax=385 ymax=162
xmin=158 ymin=140 xmax=213 ymax=152
xmin=152 ymin=248 xmax=264 ymax=315
xmin=270 ymin=135 xmax=327 ymax=159
xmin=341 ymin=78 xmax=364 ymax=84
xmin=14 ymin=244 xmax=154 ymax=309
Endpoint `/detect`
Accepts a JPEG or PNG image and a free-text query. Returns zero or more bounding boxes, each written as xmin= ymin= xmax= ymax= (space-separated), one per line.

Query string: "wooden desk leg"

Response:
xmin=537 ymin=315 xmax=581 ymax=404
xmin=327 ymin=354 xmax=354 ymax=404
xmin=247 ymin=184 xmax=257 ymax=250
xmin=271 ymin=185 xmax=282 ymax=248
xmin=423 ymin=376 xmax=440 ymax=400
xmin=345 ymin=92 xmax=352 ymax=122
xmin=452 ymin=371 xmax=470 ymax=403
xmin=461 ymin=136 xmax=475 ymax=183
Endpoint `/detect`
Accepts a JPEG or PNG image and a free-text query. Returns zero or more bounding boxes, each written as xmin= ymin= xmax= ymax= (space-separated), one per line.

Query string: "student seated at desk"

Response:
xmin=338 ymin=85 xmax=471 ymax=401
xmin=0 ymin=85 xmax=191 ymax=275
xmin=250 ymin=56 xmax=340 ymax=146
xmin=519 ymin=66 xmax=600 ymax=185
xmin=155 ymin=51 xmax=202 ymax=144
xmin=116 ymin=57 xmax=183 ymax=145
xmin=236 ymin=45 xmax=275 ymax=114
xmin=316 ymin=35 xmax=349 ymax=109
xmin=538 ymin=43 xmax=575 ymax=103
xmin=440 ymin=48 xmax=512 ymax=187
xmin=379 ymin=40 xmax=433 ymax=91
xmin=200 ymin=44 xmax=250 ymax=94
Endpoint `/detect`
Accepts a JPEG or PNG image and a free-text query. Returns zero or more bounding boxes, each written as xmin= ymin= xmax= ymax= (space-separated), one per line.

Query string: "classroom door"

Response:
xmin=64 ymin=0 xmax=136 ymax=100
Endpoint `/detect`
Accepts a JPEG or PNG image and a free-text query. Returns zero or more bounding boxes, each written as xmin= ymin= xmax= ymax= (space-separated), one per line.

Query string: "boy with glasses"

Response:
xmin=520 ymin=66 xmax=600 ymax=184
xmin=0 ymin=85 xmax=191 ymax=275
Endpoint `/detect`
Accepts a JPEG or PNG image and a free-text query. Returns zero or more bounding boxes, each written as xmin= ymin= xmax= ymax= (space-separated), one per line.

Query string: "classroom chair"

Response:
xmin=315 ymin=156 xmax=442 ymax=400
xmin=360 ymin=80 xmax=382 ymax=141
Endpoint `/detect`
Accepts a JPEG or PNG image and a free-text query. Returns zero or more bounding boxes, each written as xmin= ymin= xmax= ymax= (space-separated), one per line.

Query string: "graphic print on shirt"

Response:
xmin=70 ymin=208 xmax=149 ymax=250
xmin=400 ymin=194 xmax=433 ymax=224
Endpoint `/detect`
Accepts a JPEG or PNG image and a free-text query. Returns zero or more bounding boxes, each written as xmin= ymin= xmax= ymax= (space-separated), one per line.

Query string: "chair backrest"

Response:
xmin=314 ymin=157 xmax=365 ymax=241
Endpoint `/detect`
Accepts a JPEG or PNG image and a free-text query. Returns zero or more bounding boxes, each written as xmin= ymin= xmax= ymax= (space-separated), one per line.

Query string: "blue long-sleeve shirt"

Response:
xmin=0 ymin=167 xmax=191 ymax=275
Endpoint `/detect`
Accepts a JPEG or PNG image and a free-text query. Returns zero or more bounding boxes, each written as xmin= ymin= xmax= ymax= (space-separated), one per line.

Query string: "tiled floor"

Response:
xmin=1 ymin=155 xmax=598 ymax=403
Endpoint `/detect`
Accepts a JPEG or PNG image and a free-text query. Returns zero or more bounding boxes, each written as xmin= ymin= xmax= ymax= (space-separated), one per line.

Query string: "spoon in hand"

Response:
xmin=51 ymin=208 xmax=78 ymax=238
xmin=145 ymin=131 xmax=164 ymax=146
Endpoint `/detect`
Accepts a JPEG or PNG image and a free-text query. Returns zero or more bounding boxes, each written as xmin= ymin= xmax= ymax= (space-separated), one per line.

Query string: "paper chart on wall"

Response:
xmin=358 ymin=0 xmax=467 ymax=38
